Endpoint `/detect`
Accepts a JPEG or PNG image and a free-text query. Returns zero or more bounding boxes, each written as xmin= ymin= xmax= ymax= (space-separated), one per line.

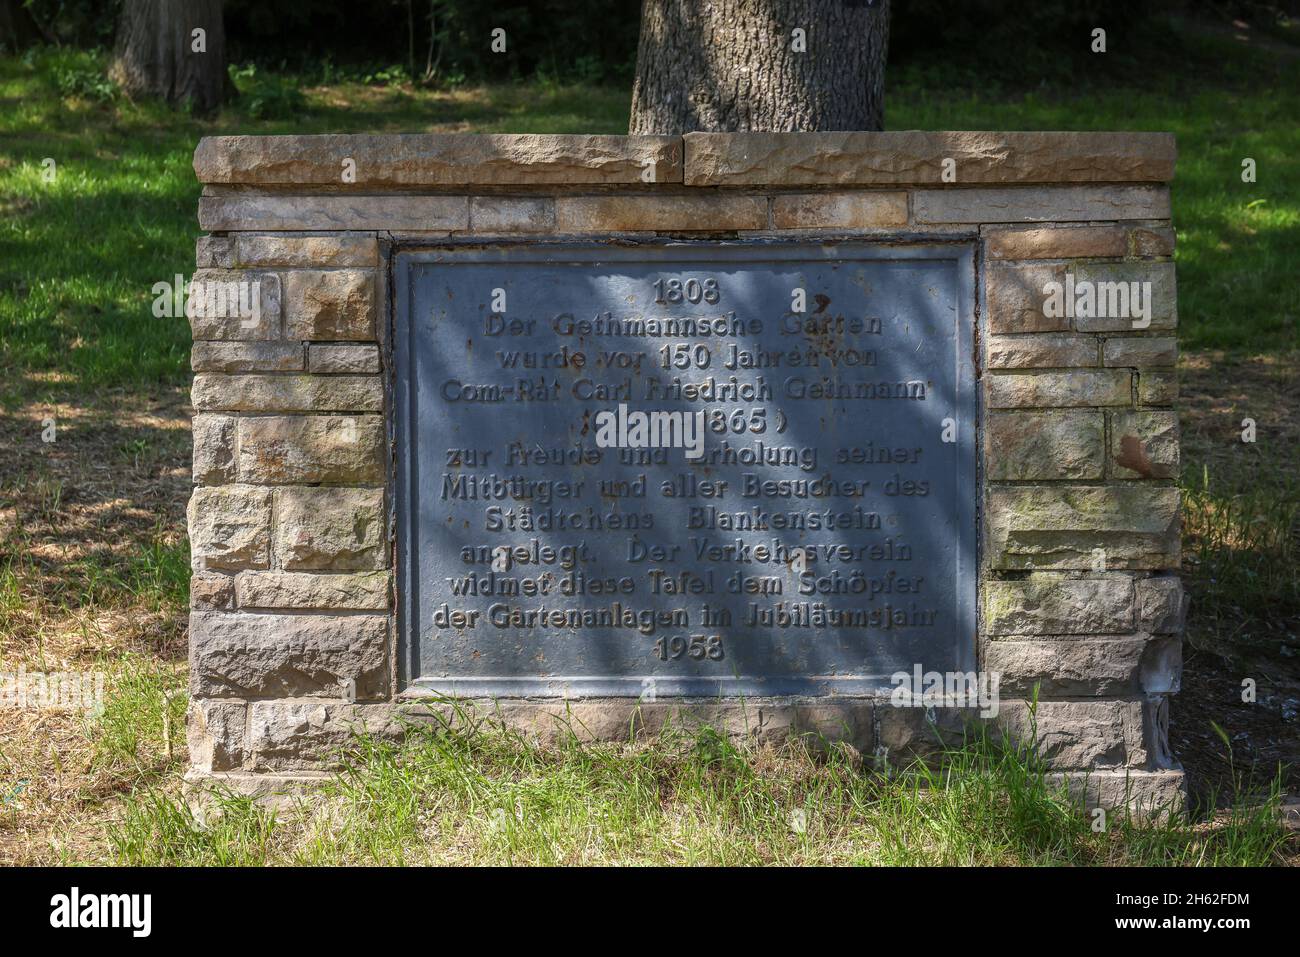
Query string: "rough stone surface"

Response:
xmin=247 ymin=699 xmax=406 ymax=771
xmin=283 ymin=269 xmax=376 ymax=341
xmin=985 ymin=638 xmax=1152 ymax=696
xmin=1131 ymin=227 xmax=1176 ymax=258
xmin=996 ymin=699 xmax=1147 ymax=769
xmin=1109 ymin=410 xmax=1179 ymax=479
xmin=195 ymin=236 xmax=234 ymax=268
xmin=191 ymin=612 xmax=389 ymax=700
xmin=984 ymin=225 xmax=1129 ymax=260
xmin=469 ymin=196 xmax=555 ymax=232
xmin=199 ymin=194 xmax=468 ymax=232
xmin=914 ymin=186 xmax=1170 ymax=224
xmin=985 ymin=410 xmax=1105 ymax=480
xmin=192 ymin=413 xmax=236 ymax=484
xmin=235 ymin=234 xmax=379 ymax=268
xmin=190 ymin=571 xmax=236 ymax=610
xmin=1048 ymin=769 xmax=1186 ymax=816
xmin=187 ymin=270 xmax=282 ymax=341
xmin=986 ymin=334 xmax=1098 ymax=369
xmin=987 ymin=485 xmax=1181 ymax=570
xmin=1137 ymin=371 xmax=1178 ymax=405
xmin=987 ymin=370 xmax=1132 ymax=408
xmin=684 ymin=131 xmax=1176 ymax=186
xmin=191 ymin=341 xmax=304 ymax=373
xmin=237 ymin=571 xmax=390 ymax=611
xmin=984 ymin=576 xmax=1134 ymax=635
xmin=195 ymin=134 xmax=683 ymax=186
xmin=1072 ymin=262 xmax=1177 ymax=332
xmin=308 ymin=343 xmax=380 ymax=374
xmin=770 ymin=192 xmax=907 ymax=229
xmin=193 ymin=374 xmax=383 ymax=413
xmin=1137 ymin=577 xmax=1189 ymax=635
xmin=555 ymin=194 xmax=766 ymax=232
xmin=985 ymin=263 xmax=1071 ymax=334
xmin=1104 ymin=337 xmax=1178 ymax=367
xmin=188 ymin=486 xmax=272 ymax=571
xmin=187 ymin=699 xmax=247 ymax=772
xmin=237 ymin=415 xmax=384 ymax=484
xmin=274 ymin=487 xmax=386 ymax=571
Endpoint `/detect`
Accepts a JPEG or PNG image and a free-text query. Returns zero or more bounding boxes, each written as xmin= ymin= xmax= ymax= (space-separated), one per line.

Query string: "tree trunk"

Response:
xmin=629 ymin=0 xmax=890 ymax=134
xmin=110 ymin=0 xmax=227 ymax=115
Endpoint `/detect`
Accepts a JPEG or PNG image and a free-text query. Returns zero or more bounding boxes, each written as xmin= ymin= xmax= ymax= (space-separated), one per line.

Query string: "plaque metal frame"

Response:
xmin=391 ymin=240 xmax=979 ymax=698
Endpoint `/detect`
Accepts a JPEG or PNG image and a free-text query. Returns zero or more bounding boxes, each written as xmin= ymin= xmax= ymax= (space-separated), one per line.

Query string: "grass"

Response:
xmin=0 ymin=16 xmax=1297 ymax=864
xmin=107 ymin=712 xmax=1290 ymax=867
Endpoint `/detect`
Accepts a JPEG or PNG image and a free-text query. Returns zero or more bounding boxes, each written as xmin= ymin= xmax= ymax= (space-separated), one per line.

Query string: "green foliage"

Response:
xmin=229 ymin=63 xmax=308 ymax=119
xmin=108 ymin=713 xmax=1293 ymax=866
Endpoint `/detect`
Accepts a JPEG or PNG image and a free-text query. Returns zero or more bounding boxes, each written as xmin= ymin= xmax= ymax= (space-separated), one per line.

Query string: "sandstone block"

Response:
xmin=192 ymin=374 xmax=382 ymax=413
xmin=188 ymin=485 xmax=272 ymax=570
xmin=1109 ymin=410 xmax=1179 ymax=479
xmin=987 ymin=370 xmax=1132 ymax=408
xmin=915 ymin=186 xmax=1170 ymax=224
xmin=236 ymin=571 xmax=390 ymax=611
xmin=274 ymin=487 xmax=386 ymax=571
xmin=191 ymin=341 xmax=304 ymax=373
xmin=986 ymin=334 xmax=1098 ymax=369
xmin=308 ymin=343 xmax=380 ymax=374
xmin=187 ymin=270 xmax=281 ymax=341
xmin=283 ymin=269 xmax=376 ymax=341
xmin=986 ymin=410 xmax=1105 ymax=480
xmin=237 ymin=415 xmax=384 ymax=484
xmin=192 ymin=413 xmax=236 ymax=484
xmin=555 ymin=194 xmax=766 ymax=232
xmin=190 ymin=611 xmax=389 ymax=700
xmin=983 ymin=576 xmax=1134 ymax=635
xmin=771 ymin=192 xmax=907 ymax=229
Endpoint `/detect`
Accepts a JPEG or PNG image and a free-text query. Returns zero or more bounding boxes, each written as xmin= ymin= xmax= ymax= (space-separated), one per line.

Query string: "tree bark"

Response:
xmin=110 ymin=0 xmax=227 ymax=115
xmin=630 ymin=0 xmax=890 ymax=134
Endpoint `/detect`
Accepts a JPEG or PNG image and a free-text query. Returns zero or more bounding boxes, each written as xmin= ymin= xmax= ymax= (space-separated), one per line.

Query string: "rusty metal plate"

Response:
xmin=393 ymin=242 xmax=976 ymax=696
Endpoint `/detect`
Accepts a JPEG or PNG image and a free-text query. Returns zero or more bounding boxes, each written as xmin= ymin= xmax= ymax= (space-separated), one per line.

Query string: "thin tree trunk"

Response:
xmin=110 ymin=0 xmax=227 ymax=115
xmin=630 ymin=0 xmax=890 ymax=134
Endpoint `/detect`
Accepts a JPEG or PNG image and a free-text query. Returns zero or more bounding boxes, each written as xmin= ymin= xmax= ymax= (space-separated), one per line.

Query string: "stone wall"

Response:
xmin=187 ymin=131 xmax=1184 ymax=812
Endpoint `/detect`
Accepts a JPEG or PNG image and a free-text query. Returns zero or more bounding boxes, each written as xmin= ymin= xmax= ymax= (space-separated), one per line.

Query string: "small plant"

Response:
xmin=229 ymin=63 xmax=307 ymax=120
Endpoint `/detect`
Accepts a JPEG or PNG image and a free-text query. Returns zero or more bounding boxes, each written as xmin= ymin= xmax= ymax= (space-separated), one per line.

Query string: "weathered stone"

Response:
xmin=187 ymin=486 xmax=272 ymax=570
xmin=985 ymin=638 xmax=1151 ymax=696
xmin=274 ymin=487 xmax=385 ymax=571
xmin=198 ymin=194 xmax=468 ymax=232
xmin=192 ymin=374 xmax=383 ymax=413
xmin=1047 ymin=768 xmax=1186 ymax=816
xmin=236 ymin=571 xmax=390 ymax=611
xmin=771 ymin=192 xmax=907 ymax=229
xmin=915 ymin=186 xmax=1170 ymax=224
xmin=235 ymin=234 xmax=379 ymax=268
xmin=987 ymin=485 xmax=1181 ymax=570
xmin=1136 ymin=577 xmax=1188 ymax=635
xmin=984 ymin=577 xmax=1134 ymax=635
xmin=195 ymin=236 xmax=234 ymax=268
xmin=555 ymin=194 xmax=766 ymax=232
xmin=986 ymin=410 xmax=1105 ymax=479
xmin=683 ymin=131 xmax=1176 ymax=186
xmin=1072 ymin=262 xmax=1177 ymax=332
xmin=1103 ymin=337 xmax=1177 ymax=367
xmin=192 ymin=413 xmax=236 ymax=484
xmin=986 ymin=334 xmax=1098 ymax=369
xmin=872 ymin=704 xmax=982 ymax=765
xmin=1109 ymin=410 xmax=1179 ymax=479
xmin=995 ymin=699 xmax=1146 ymax=768
xmin=985 ymin=263 xmax=1069 ymax=333
xmin=984 ymin=225 xmax=1128 ymax=260
xmin=1140 ymin=637 xmax=1182 ymax=694
xmin=1130 ymin=226 xmax=1176 ymax=258
xmin=187 ymin=270 xmax=281 ymax=341
xmin=191 ymin=612 xmax=389 ymax=700
xmin=190 ymin=570 xmax=236 ymax=610
xmin=246 ymin=700 xmax=405 ymax=771
xmin=987 ymin=370 xmax=1132 ymax=408
xmin=308 ymin=343 xmax=380 ymax=374
xmin=469 ymin=196 xmax=555 ymax=232
xmin=191 ymin=341 xmax=304 ymax=373
xmin=1137 ymin=370 xmax=1178 ymax=405
xmin=283 ymin=269 xmax=376 ymax=341
xmin=237 ymin=415 xmax=384 ymax=484
xmin=195 ymin=134 xmax=683 ymax=186
xmin=187 ymin=699 xmax=247 ymax=772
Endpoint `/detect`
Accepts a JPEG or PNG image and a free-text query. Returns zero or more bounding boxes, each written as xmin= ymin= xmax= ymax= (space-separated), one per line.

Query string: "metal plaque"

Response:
xmin=393 ymin=242 xmax=976 ymax=696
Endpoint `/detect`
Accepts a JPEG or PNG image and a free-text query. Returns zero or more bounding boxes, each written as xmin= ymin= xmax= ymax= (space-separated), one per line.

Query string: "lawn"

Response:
xmin=0 ymin=19 xmax=1296 ymax=864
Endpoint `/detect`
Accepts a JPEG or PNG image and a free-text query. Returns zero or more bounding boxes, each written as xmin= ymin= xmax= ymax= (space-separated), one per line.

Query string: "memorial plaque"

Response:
xmin=394 ymin=243 xmax=976 ymax=696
